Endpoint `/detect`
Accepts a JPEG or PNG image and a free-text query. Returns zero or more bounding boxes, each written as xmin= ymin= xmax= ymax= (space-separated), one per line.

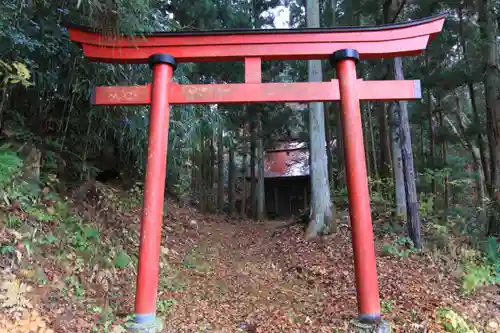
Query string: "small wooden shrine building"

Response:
xmin=260 ymin=140 xmax=310 ymax=218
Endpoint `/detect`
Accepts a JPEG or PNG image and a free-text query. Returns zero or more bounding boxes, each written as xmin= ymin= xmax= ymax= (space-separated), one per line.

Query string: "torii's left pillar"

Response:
xmin=129 ymin=54 xmax=176 ymax=333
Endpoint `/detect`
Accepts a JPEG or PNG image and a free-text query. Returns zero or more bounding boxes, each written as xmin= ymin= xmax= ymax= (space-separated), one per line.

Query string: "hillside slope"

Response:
xmin=0 ymin=158 xmax=497 ymax=332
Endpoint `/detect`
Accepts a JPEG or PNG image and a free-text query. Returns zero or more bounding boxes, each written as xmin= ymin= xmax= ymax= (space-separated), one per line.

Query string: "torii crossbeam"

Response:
xmin=67 ymin=13 xmax=445 ymax=332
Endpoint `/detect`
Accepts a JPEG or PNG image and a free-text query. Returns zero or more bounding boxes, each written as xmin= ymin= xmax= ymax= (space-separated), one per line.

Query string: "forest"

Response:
xmin=0 ymin=0 xmax=499 ymax=332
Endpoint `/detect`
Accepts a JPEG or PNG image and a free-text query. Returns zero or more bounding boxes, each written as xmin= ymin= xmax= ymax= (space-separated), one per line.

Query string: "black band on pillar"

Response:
xmin=329 ymin=49 xmax=360 ymax=67
xmin=148 ymin=54 xmax=177 ymax=70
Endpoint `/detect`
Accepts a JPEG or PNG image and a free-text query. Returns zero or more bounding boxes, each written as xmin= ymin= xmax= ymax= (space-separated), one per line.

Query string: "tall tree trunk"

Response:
xmin=217 ymin=124 xmax=225 ymax=213
xmin=458 ymin=3 xmax=491 ymax=188
xmin=367 ymin=102 xmax=379 ymax=181
xmin=209 ymin=135 xmax=216 ymax=213
xmin=241 ymin=139 xmax=248 ymax=217
xmin=393 ymin=57 xmax=422 ymax=248
xmin=450 ymin=95 xmax=486 ymax=205
xmin=424 ymin=53 xmax=437 ymax=201
xmin=420 ymin=118 xmax=425 ymax=166
xmin=335 ymin=110 xmax=344 ymax=187
xmin=191 ymin=149 xmax=198 ymax=205
xmin=305 ymin=0 xmax=334 ymax=238
xmin=0 ymin=87 xmax=9 ymax=136
xmin=426 ymin=87 xmax=437 ymax=197
xmin=358 ymin=62 xmax=373 ymax=182
xmin=201 ymin=135 xmax=209 ymax=212
xmin=390 ymin=102 xmax=407 ymax=217
xmin=362 ymin=104 xmax=372 ymax=180
xmin=256 ymin=113 xmax=265 ymax=220
xmin=250 ymin=112 xmax=257 ymax=218
xmin=228 ymin=137 xmax=236 ymax=216
xmin=323 ymin=0 xmax=338 ymax=187
xmin=478 ymin=0 xmax=500 ymax=236
xmin=438 ymin=105 xmax=449 ymax=213
xmin=378 ymin=102 xmax=392 ymax=178
xmin=324 ymin=105 xmax=334 ymax=187
xmin=469 ymin=84 xmax=490 ymax=187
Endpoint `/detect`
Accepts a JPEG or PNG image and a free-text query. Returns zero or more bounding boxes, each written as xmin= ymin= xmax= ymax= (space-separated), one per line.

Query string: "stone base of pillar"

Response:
xmin=349 ymin=319 xmax=392 ymax=333
xmin=127 ymin=318 xmax=164 ymax=333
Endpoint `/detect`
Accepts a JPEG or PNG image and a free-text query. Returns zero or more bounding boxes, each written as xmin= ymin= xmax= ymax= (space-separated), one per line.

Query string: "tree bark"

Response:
xmin=250 ymin=111 xmax=257 ymax=218
xmin=0 ymin=88 xmax=9 ymax=136
xmin=305 ymin=0 xmax=334 ymax=238
xmin=256 ymin=112 xmax=265 ymax=220
xmin=241 ymin=136 xmax=248 ymax=217
xmin=324 ymin=105 xmax=334 ymax=187
xmin=209 ymin=135 xmax=216 ymax=213
xmin=458 ymin=3 xmax=491 ymax=188
xmin=323 ymin=0 xmax=338 ymax=187
xmin=448 ymin=96 xmax=485 ymax=205
xmin=367 ymin=102 xmax=379 ymax=181
xmin=228 ymin=136 xmax=236 ymax=216
xmin=426 ymin=87 xmax=437 ymax=197
xmin=390 ymin=102 xmax=407 ymax=217
xmin=200 ymin=135 xmax=209 ymax=212
xmin=378 ymin=101 xmax=392 ymax=178
xmin=362 ymin=103 xmax=372 ymax=180
xmin=478 ymin=0 xmax=500 ymax=236
xmin=217 ymin=125 xmax=225 ymax=213
xmin=438 ymin=104 xmax=449 ymax=212
xmin=393 ymin=57 xmax=422 ymax=248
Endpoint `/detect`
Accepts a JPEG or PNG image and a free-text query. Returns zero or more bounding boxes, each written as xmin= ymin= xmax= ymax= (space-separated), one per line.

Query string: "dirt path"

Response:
xmin=1 ymin=198 xmax=498 ymax=333
xmin=158 ymin=215 xmax=498 ymax=332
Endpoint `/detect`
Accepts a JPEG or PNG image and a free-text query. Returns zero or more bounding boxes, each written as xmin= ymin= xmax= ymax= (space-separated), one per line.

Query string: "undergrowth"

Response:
xmin=437 ymin=309 xmax=479 ymax=333
xmin=332 ymin=175 xmax=499 ymax=296
xmin=0 ymin=146 xmax=497 ymax=332
xmin=0 ymin=145 xmax=144 ymax=332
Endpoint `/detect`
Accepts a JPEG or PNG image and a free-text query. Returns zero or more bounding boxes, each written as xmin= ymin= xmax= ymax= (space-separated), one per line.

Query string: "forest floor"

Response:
xmin=0 ymin=182 xmax=498 ymax=333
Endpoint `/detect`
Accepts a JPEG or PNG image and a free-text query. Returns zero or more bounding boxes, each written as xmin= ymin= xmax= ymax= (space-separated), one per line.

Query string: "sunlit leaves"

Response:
xmin=0 ymin=60 xmax=33 ymax=87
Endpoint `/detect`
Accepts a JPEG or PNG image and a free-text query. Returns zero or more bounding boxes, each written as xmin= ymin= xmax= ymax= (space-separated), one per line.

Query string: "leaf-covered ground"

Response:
xmin=0 ymin=183 xmax=498 ymax=333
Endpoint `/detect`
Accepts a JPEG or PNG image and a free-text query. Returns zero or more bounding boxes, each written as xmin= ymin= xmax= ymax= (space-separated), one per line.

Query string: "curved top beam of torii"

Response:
xmin=66 ymin=14 xmax=446 ymax=64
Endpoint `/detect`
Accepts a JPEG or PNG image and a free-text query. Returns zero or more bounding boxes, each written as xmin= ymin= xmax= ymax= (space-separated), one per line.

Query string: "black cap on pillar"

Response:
xmin=148 ymin=54 xmax=177 ymax=71
xmin=329 ymin=49 xmax=360 ymax=67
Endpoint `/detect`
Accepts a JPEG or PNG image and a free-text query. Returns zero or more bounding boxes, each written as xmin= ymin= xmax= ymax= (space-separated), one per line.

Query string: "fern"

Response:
xmin=0 ymin=145 xmax=22 ymax=186
xmin=461 ymin=262 xmax=497 ymax=295
xmin=437 ymin=309 xmax=478 ymax=333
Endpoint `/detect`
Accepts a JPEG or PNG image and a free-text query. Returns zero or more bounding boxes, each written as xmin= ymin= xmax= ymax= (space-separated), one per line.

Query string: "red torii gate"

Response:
xmin=67 ymin=14 xmax=445 ymax=331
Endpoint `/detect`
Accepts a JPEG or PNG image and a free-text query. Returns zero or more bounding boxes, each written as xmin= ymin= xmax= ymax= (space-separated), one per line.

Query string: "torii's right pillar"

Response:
xmin=331 ymin=49 xmax=389 ymax=331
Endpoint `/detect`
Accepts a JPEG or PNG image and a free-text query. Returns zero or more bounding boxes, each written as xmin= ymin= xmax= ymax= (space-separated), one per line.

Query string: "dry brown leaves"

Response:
xmin=2 ymin=188 xmax=498 ymax=333
xmin=0 ymin=310 xmax=54 ymax=333
xmin=158 ymin=205 xmax=498 ymax=332
xmin=0 ymin=270 xmax=54 ymax=333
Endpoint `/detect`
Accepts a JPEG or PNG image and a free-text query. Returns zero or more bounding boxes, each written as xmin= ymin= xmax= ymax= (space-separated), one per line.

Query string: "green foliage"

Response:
xmin=483 ymin=236 xmax=498 ymax=264
xmin=69 ymin=225 xmax=100 ymax=252
xmin=88 ymin=304 xmax=117 ymax=333
xmin=65 ymin=275 xmax=85 ymax=298
xmin=157 ymin=298 xmax=177 ymax=315
xmin=0 ymin=60 xmax=32 ymax=87
xmin=0 ymin=244 xmax=16 ymax=254
xmin=0 ymin=145 xmax=22 ymax=186
xmin=6 ymin=215 xmax=22 ymax=228
xmin=437 ymin=309 xmax=478 ymax=333
xmin=461 ymin=261 xmax=497 ymax=295
xmin=418 ymin=193 xmax=436 ymax=219
xmin=113 ymin=250 xmax=131 ymax=269
xmin=368 ymin=177 xmax=397 ymax=214
xmin=25 ymin=206 xmax=56 ymax=221
xmin=39 ymin=233 xmax=58 ymax=245
xmin=381 ymin=300 xmax=394 ymax=314
xmin=381 ymin=237 xmax=420 ymax=257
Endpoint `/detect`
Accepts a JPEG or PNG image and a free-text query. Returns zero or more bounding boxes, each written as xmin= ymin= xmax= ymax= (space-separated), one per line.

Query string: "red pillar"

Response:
xmin=331 ymin=49 xmax=381 ymax=322
xmin=134 ymin=54 xmax=176 ymax=328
